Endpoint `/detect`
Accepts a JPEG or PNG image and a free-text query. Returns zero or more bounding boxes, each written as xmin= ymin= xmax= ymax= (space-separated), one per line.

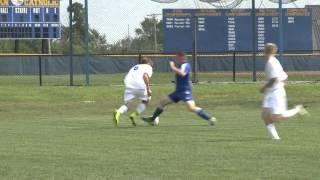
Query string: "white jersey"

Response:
xmin=124 ymin=64 xmax=153 ymax=90
xmin=265 ymin=56 xmax=288 ymax=93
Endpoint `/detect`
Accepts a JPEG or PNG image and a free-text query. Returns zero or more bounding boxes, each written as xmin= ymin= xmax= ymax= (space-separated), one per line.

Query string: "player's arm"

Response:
xmin=143 ymin=73 xmax=152 ymax=96
xmin=260 ymin=78 xmax=277 ymax=93
xmin=169 ymin=61 xmax=186 ymax=77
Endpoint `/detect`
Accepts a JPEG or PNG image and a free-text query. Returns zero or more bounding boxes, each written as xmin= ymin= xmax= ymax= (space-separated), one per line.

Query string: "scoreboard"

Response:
xmin=163 ymin=8 xmax=313 ymax=53
xmin=0 ymin=0 xmax=61 ymax=39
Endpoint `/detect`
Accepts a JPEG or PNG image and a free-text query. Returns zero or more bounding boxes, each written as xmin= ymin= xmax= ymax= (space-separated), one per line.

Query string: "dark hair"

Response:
xmin=141 ymin=57 xmax=153 ymax=66
xmin=176 ymin=51 xmax=186 ymax=57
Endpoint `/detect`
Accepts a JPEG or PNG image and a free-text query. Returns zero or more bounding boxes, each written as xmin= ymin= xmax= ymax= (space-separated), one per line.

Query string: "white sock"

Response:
xmin=118 ymin=105 xmax=128 ymax=114
xmin=136 ymin=103 xmax=146 ymax=115
xmin=266 ymin=123 xmax=280 ymax=140
xmin=282 ymin=108 xmax=299 ymax=118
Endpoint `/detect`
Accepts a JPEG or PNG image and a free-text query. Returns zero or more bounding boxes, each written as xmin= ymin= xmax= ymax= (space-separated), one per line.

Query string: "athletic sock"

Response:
xmin=118 ymin=105 xmax=128 ymax=114
xmin=195 ymin=108 xmax=211 ymax=121
xmin=152 ymin=107 xmax=164 ymax=120
xmin=136 ymin=103 xmax=146 ymax=115
xmin=266 ymin=123 xmax=280 ymax=139
xmin=282 ymin=108 xmax=299 ymax=118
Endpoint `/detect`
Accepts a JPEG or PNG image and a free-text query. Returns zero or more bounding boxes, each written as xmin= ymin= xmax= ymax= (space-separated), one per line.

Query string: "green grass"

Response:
xmin=0 ymin=82 xmax=319 ymax=179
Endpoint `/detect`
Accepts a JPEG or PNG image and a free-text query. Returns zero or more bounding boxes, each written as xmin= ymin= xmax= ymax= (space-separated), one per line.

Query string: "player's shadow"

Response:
xmin=206 ymin=137 xmax=268 ymax=143
xmin=152 ymin=124 xmax=207 ymax=128
xmin=96 ymin=124 xmax=206 ymax=130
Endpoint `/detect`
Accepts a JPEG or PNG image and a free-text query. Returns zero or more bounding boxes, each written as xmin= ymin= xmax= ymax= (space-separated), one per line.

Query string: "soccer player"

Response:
xmin=113 ymin=57 xmax=153 ymax=127
xmin=142 ymin=52 xmax=216 ymax=125
xmin=260 ymin=43 xmax=308 ymax=140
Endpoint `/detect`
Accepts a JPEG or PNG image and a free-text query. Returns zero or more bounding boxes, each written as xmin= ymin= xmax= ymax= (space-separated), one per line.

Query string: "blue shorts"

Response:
xmin=168 ymin=91 xmax=193 ymax=103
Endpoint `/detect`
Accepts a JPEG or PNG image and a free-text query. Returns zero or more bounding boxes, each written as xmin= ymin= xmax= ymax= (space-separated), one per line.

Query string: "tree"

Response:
xmin=110 ymin=17 xmax=163 ymax=53
xmin=89 ymin=29 xmax=109 ymax=54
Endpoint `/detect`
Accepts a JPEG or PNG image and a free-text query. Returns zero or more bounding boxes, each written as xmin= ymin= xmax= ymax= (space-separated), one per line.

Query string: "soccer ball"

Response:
xmin=152 ymin=117 xmax=159 ymax=126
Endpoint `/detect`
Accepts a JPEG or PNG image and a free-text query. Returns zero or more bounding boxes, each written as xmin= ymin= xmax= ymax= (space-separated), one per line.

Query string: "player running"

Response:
xmin=113 ymin=57 xmax=153 ymax=127
xmin=142 ymin=52 xmax=216 ymax=126
xmin=260 ymin=43 xmax=308 ymax=140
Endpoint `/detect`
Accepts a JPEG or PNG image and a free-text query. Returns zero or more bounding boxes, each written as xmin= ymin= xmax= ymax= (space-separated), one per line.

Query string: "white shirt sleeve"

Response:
xmin=145 ymin=65 xmax=153 ymax=78
xmin=180 ymin=63 xmax=189 ymax=74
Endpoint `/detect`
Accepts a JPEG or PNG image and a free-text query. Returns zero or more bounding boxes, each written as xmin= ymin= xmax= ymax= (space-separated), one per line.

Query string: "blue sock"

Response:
xmin=196 ymin=109 xmax=211 ymax=121
xmin=152 ymin=107 xmax=164 ymax=120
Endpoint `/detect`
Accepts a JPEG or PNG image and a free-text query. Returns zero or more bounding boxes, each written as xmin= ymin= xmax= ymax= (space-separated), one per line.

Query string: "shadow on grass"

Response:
xmin=206 ymin=137 xmax=268 ymax=143
xmin=79 ymin=124 xmax=210 ymax=131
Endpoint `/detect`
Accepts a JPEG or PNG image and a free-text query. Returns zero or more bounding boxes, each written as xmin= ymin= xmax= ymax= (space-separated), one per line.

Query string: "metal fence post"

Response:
xmin=279 ymin=0 xmax=284 ymax=62
xmin=233 ymin=52 xmax=236 ymax=82
xmin=252 ymin=0 xmax=257 ymax=82
xmin=192 ymin=16 xmax=198 ymax=83
xmin=138 ymin=53 xmax=142 ymax=64
xmin=69 ymin=0 xmax=74 ymax=86
xmin=84 ymin=0 xmax=90 ymax=86
xmin=38 ymin=56 xmax=42 ymax=86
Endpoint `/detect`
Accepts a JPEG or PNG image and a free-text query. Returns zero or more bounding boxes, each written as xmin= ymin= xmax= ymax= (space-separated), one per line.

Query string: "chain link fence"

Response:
xmin=0 ymin=0 xmax=319 ymax=86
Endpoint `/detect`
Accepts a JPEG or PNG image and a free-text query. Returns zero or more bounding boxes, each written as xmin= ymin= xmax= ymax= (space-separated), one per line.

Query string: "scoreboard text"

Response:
xmin=0 ymin=0 xmax=61 ymax=39
xmin=163 ymin=8 xmax=313 ymax=53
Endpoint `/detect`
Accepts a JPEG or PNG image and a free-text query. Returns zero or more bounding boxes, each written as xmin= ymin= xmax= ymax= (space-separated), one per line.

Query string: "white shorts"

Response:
xmin=262 ymin=88 xmax=287 ymax=114
xmin=124 ymin=88 xmax=149 ymax=103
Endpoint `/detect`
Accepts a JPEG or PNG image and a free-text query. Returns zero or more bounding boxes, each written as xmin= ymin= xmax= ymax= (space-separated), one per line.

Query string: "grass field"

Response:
xmin=0 ymin=81 xmax=319 ymax=179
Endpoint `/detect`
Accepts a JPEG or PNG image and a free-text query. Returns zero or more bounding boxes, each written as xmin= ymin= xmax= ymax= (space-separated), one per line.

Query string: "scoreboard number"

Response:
xmin=0 ymin=0 xmax=61 ymax=39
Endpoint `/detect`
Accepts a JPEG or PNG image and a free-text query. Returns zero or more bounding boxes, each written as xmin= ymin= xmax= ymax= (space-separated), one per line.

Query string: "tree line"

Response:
xmin=0 ymin=2 xmax=163 ymax=54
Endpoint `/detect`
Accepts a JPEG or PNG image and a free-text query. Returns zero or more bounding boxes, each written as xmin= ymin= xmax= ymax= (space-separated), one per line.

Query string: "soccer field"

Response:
xmin=0 ymin=82 xmax=319 ymax=179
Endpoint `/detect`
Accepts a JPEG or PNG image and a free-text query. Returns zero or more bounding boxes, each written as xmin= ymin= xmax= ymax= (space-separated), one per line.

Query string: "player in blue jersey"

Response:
xmin=142 ymin=52 xmax=216 ymax=125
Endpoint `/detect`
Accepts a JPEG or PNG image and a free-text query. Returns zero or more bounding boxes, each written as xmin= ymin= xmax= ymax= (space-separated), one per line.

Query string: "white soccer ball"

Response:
xmin=152 ymin=117 xmax=159 ymax=126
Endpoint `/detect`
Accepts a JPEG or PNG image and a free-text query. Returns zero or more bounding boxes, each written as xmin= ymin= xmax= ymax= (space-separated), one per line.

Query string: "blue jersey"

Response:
xmin=175 ymin=62 xmax=191 ymax=92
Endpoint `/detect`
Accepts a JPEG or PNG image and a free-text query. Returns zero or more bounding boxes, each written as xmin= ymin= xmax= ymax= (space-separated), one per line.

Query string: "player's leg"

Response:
xmin=129 ymin=90 xmax=151 ymax=126
xmin=113 ymin=89 xmax=135 ymax=126
xmin=262 ymin=108 xmax=280 ymax=140
xmin=185 ymin=100 xmax=216 ymax=125
xmin=142 ymin=96 xmax=174 ymax=123
xmin=262 ymin=93 xmax=281 ymax=139
xmin=270 ymin=91 xmax=308 ymax=122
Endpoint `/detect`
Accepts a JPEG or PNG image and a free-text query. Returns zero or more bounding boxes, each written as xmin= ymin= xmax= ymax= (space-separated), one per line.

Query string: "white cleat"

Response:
xmin=295 ymin=105 xmax=309 ymax=116
xmin=272 ymin=137 xmax=281 ymax=140
xmin=209 ymin=117 xmax=217 ymax=126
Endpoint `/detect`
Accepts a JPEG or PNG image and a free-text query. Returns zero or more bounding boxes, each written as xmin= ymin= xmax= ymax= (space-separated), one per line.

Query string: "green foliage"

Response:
xmin=107 ymin=17 xmax=163 ymax=54
xmin=0 ymin=9 xmax=163 ymax=54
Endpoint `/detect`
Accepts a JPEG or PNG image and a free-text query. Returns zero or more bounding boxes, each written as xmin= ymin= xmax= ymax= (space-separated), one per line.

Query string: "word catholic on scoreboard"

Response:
xmin=0 ymin=0 xmax=60 ymax=39
xmin=163 ymin=8 xmax=313 ymax=53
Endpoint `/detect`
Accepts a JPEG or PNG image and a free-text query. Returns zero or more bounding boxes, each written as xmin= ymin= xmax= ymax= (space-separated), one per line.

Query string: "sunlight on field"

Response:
xmin=0 ymin=83 xmax=319 ymax=179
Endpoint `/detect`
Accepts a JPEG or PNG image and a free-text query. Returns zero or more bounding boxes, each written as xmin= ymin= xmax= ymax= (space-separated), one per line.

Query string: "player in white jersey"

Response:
xmin=113 ymin=58 xmax=153 ymax=127
xmin=260 ymin=43 xmax=308 ymax=140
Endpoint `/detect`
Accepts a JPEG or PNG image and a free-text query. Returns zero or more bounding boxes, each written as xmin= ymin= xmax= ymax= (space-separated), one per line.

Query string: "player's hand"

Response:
xmin=169 ymin=61 xmax=175 ymax=69
xmin=147 ymin=89 xmax=152 ymax=97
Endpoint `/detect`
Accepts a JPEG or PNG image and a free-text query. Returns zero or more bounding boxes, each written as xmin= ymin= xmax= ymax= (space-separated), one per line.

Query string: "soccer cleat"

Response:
xmin=209 ymin=117 xmax=217 ymax=126
xmin=129 ymin=112 xmax=137 ymax=126
xmin=141 ymin=116 xmax=154 ymax=124
xmin=296 ymin=105 xmax=309 ymax=116
xmin=113 ymin=109 xmax=120 ymax=127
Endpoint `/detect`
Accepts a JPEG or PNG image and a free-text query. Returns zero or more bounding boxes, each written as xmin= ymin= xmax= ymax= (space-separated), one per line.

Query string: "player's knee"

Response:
xmin=125 ymin=101 xmax=133 ymax=108
xmin=159 ymin=101 xmax=166 ymax=108
xmin=186 ymin=105 xmax=197 ymax=112
xmin=159 ymin=98 xmax=171 ymax=108
xmin=261 ymin=111 xmax=267 ymax=121
xmin=271 ymin=114 xmax=283 ymax=122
